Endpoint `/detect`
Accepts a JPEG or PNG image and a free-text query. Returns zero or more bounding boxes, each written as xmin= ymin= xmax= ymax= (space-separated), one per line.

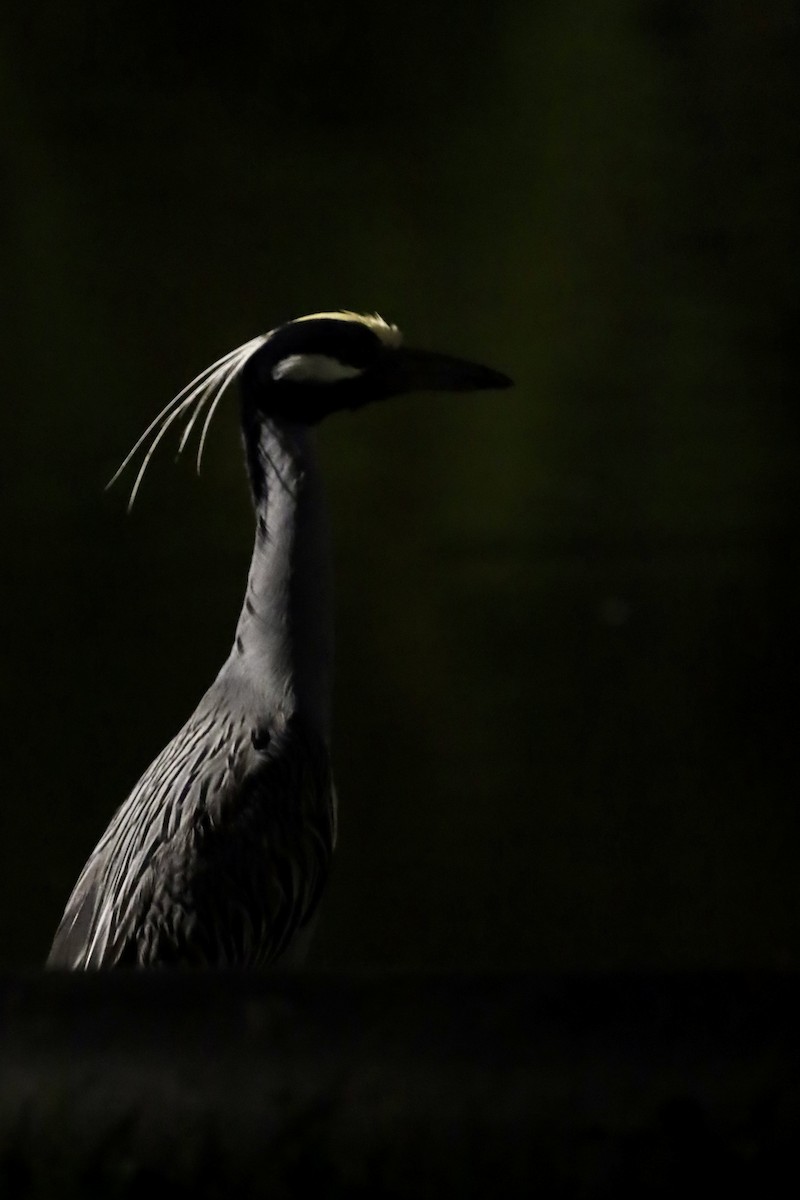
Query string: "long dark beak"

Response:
xmin=390 ymin=347 xmax=513 ymax=395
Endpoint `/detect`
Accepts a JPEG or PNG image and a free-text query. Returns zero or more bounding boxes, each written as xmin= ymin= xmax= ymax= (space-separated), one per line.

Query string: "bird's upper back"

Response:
xmin=47 ymin=694 xmax=334 ymax=969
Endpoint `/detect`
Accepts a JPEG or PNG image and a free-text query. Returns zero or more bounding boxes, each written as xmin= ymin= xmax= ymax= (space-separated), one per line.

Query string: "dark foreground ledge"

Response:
xmin=1 ymin=972 xmax=797 ymax=1198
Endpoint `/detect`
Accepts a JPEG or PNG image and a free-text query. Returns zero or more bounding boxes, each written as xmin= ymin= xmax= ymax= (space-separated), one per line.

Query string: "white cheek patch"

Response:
xmin=271 ymin=353 xmax=365 ymax=385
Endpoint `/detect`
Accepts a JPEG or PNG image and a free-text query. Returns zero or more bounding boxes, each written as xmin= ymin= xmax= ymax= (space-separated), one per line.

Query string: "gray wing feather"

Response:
xmin=48 ymin=706 xmax=334 ymax=969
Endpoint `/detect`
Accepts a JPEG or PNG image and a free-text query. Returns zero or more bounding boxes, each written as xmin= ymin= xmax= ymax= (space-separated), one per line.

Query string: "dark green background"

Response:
xmin=1 ymin=1 xmax=797 ymax=969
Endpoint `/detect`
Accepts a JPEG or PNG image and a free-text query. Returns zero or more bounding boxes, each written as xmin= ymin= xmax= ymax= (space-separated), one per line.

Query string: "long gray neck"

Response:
xmin=219 ymin=420 xmax=333 ymax=741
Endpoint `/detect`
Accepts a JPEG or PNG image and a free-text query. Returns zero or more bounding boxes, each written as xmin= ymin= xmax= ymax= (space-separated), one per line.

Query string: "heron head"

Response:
xmin=110 ymin=310 xmax=512 ymax=508
xmin=240 ymin=310 xmax=512 ymax=424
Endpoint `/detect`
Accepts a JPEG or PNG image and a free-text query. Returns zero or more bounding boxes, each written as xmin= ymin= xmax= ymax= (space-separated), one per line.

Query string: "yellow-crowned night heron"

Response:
xmin=47 ymin=311 xmax=512 ymax=969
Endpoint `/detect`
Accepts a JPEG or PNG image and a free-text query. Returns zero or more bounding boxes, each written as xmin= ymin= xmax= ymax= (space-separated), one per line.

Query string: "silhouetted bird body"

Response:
xmin=48 ymin=311 xmax=511 ymax=969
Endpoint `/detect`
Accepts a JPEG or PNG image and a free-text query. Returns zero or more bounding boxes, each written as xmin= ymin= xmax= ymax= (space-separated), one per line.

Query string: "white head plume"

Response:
xmin=108 ymin=311 xmax=400 ymax=510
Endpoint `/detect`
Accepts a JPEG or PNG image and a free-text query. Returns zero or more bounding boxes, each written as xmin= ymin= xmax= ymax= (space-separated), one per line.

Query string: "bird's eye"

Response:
xmin=271 ymin=354 xmax=365 ymax=385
